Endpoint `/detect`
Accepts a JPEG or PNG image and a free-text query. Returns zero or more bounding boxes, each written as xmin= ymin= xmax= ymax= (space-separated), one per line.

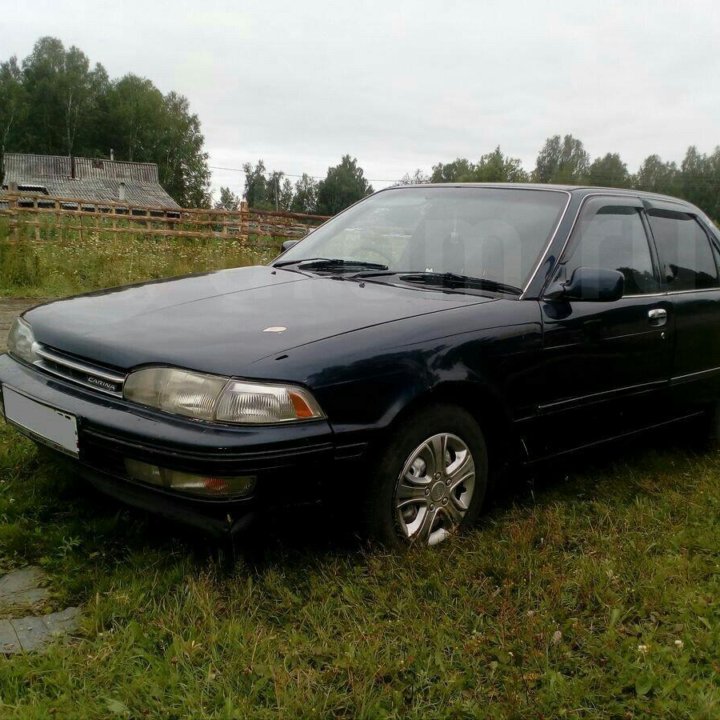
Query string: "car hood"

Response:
xmin=25 ymin=266 xmax=493 ymax=376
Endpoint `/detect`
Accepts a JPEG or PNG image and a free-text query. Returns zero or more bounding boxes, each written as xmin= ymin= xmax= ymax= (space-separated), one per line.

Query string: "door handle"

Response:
xmin=648 ymin=308 xmax=667 ymax=327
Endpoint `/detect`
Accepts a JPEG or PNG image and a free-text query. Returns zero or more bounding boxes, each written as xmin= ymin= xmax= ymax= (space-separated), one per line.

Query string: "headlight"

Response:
xmin=123 ymin=367 xmax=226 ymax=421
xmin=7 ymin=318 xmax=39 ymax=365
xmin=123 ymin=367 xmax=324 ymax=424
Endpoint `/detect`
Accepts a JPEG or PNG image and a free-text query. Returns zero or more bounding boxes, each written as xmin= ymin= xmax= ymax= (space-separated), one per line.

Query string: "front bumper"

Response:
xmin=0 ymin=354 xmax=346 ymax=535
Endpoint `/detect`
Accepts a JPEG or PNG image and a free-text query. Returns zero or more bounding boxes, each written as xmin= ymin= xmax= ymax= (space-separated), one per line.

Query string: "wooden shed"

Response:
xmin=1 ymin=153 xmax=181 ymax=212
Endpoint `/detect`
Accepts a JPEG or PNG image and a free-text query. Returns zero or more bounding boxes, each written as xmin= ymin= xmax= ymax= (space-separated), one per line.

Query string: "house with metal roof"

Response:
xmin=1 ymin=153 xmax=181 ymax=212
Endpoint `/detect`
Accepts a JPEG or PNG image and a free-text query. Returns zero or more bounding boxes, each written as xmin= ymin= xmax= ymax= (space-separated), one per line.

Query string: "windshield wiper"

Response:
xmin=274 ymin=258 xmax=388 ymax=273
xmin=353 ymin=270 xmax=522 ymax=296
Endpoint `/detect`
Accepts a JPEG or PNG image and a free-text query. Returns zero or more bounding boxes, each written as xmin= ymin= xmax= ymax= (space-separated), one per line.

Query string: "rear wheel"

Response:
xmin=365 ymin=404 xmax=488 ymax=548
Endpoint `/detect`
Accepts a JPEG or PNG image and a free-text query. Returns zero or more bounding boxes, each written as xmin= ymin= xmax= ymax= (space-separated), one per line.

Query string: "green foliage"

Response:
xmin=279 ymin=178 xmax=293 ymax=211
xmin=474 ymin=147 xmax=528 ymax=182
xmin=679 ymin=146 xmax=720 ymax=220
xmin=533 ymin=134 xmax=590 ymax=184
xmin=266 ymin=171 xmax=293 ymax=212
xmin=430 ymin=157 xmax=476 ymax=182
xmin=588 ymin=152 xmax=631 ymax=188
xmin=399 ymin=139 xmax=720 ymax=221
xmin=105 ymin=74 xmax=165 ymax=162
xmin=290 ymin=173 xmax=319 ymax=214
xmin=628 ymin=147 xmax=720 ymax=218
xmin=0 ymin=37 xmax=210 ymax=208
xmin=242 ymin=159 xmax=269 ymax=209
xmin=244 ymin=157 xmax=373 ymax=216
xmin=19 ymin=37 xmax=110 ymax=157
xmin=214 ymin=186 xmax=241 ymax=211
xmin=0 ymin=57 xmax=27 ymax=161
xmin=140 ymin=90 xmax=210 ymax=208
xmin=633 ymin=154 xmax=681 ymax=196
xmin=396 ymin=168 xmax=431 ymax=185
xmin=316 ymin=155 xmax=374 ymax=215
xmin=431 ymin=147 xmax=528 ymax=184
xmin=242 ymin=162 xmax=297 ymax=212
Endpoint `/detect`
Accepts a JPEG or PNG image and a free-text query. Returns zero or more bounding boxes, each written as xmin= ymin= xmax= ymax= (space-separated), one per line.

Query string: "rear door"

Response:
xmin=534 ymin=195 xmax=673 ymax=457
xmin=646 ymin=204 xmax=720 ymax=408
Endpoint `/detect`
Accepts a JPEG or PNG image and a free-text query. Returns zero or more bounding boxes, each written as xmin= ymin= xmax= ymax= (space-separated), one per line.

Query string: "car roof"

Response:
xmin=379 ymin=182 xmax=703 ymax=215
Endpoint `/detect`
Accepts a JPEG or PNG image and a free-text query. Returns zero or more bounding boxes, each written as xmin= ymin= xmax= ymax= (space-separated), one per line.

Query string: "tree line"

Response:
xmin=215 ymin=155 xmax=373 ymax=216
xmin=231 ymin=138 xmax=720 ymax=220
xmin=0 ymin=37 xmax=210 ymax=207
xmin=415 ymin=137 xmax=720 ymax=221
xmin=2 ymin=39 xmax=719 ymax=217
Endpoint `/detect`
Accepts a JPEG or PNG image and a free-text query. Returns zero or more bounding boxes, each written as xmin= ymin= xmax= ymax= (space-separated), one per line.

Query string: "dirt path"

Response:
xmin=0 ymin=299 xmax=46 ymax=353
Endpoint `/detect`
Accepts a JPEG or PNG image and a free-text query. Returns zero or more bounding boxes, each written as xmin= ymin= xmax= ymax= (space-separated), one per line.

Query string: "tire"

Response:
xmin=364 ymin=404 xmax=488 ymax=548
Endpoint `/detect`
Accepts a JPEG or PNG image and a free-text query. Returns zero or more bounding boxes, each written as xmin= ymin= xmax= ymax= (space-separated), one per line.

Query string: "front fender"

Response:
xmin=255 ymin=299 xmax=543 ymax=456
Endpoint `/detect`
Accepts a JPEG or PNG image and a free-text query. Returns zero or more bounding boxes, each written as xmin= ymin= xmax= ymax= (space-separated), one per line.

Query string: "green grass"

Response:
xmin=0 ymin=425 xmax=719 ymax=718
xmin=0 ymin=216 xmax=719 ymax=717
xmin=0 ymin=214 xmax=280 ymax=297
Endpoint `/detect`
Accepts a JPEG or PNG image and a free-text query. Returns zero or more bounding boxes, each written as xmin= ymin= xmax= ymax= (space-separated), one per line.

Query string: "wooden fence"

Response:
xmin=0 ymin=194 xmax=331 ymax=243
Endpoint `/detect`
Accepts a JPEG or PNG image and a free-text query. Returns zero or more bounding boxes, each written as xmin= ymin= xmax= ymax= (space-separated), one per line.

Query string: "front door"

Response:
xmin=533 ymin=195 xmax=673 ymax=458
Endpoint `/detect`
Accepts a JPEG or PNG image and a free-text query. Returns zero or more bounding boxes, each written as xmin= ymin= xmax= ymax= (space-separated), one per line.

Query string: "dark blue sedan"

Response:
xmin=1 ymin=184 xmax=718 ymax=547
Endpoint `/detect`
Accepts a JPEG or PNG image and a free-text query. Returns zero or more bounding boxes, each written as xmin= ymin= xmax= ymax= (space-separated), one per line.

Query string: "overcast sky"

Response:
xmin=8 ymin=0 xmax=720 ymax=197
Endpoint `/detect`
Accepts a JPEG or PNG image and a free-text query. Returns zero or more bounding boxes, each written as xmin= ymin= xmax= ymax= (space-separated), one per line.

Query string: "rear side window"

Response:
xmin=648 ymin=211 xmax=719 ymax=291
xmin=562 ymin=205 xmax=659 ymax=296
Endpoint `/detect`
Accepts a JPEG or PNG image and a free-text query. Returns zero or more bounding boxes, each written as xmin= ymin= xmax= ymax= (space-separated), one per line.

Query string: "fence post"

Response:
xmin=221 ymin=208 xmax=228 ymax=237
xmin=6 ymin=189 xmax=19 ymax=243
xmin=240 ymin=201 xmax=249 ymax=242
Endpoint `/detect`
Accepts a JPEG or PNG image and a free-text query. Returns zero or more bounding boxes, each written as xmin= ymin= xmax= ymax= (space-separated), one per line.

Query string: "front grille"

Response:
xmin=34 ymin=345 xmax=126 ymax=397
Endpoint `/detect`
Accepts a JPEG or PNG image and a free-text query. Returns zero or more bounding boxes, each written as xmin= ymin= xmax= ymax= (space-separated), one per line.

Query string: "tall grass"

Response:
xmin=0 ymin=214 xmax=280 ymax=297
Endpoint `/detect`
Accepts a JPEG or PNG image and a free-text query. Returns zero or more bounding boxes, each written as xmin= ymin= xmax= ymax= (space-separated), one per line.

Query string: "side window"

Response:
xmin=647 ymin=210 xmax=719 ymax=291
xmin=562 ymin=204 xmax=659 ymax=296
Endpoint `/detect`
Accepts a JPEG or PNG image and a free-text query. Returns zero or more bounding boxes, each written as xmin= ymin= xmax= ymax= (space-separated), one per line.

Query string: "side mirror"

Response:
xmin=545 ymin=267 xmax=625 ymax=302
xmin=281 ymin=239 xmax=299 ymax=253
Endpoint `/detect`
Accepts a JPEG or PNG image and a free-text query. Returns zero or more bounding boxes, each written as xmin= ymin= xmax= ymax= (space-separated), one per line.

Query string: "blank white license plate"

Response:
xmin=3 ymin=386 xmax=79 ymax=457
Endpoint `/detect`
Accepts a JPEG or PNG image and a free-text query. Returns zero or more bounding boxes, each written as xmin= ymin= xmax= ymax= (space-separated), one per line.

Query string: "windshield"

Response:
xmin=276 ymin=186 xmax=569 ymax=290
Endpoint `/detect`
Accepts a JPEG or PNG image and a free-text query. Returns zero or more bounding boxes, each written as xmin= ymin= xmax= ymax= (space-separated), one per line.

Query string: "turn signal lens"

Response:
xmin=215 ymin=381 xmax=324 ymax=424
xmin=289 ymin=390 xmax=316 ymax=419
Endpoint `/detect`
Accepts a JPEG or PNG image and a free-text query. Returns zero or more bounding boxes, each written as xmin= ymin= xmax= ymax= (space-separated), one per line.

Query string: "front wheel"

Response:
xmin=365 ymin=404 xmax=488 ymax=548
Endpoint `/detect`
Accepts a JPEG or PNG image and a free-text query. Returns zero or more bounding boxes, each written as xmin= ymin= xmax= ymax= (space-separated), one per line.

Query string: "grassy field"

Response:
xmin=0 ymin=218 xmax=719 ymax=718
xmin=1 ymin=428 xmax=719 ymax=718
xmin=0 ymin=214 xmax=280 ymax=297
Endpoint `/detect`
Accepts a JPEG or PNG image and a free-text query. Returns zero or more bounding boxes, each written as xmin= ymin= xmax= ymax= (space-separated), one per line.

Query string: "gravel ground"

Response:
xmin=0 ymin=299 xmax=45 ymax=353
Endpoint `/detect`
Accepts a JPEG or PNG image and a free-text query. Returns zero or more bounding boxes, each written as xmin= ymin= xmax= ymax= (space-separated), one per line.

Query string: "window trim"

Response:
xmin=517 ymin=189 xmax=573 ymax=298
xmin=544 ymin=194 xmax=662 ymax=299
